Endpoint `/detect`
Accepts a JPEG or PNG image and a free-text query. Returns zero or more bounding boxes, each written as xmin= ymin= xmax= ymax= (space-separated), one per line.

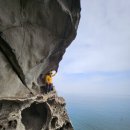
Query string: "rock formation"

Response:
xmin=0 ymin=0 xmax=81 ymax=129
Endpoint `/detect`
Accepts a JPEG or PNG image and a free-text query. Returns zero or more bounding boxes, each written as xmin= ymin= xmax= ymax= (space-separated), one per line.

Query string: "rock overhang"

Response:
xmin=0 ymin=0 xmax=81 ymax=97
xmin=0 ymin=0 xmax=81 ymax=129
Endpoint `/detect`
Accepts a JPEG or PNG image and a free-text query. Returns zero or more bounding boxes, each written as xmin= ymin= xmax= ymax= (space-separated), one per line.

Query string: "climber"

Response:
xmin=45 ymin=70 xmax=57 ymax=93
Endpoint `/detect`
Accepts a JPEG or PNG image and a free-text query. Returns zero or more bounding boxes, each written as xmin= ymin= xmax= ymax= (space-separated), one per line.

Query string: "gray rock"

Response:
xmin=0 ymin=0 xmax=81 ymax=129
xmin=0 ymin=93 xmax=74 ymax=130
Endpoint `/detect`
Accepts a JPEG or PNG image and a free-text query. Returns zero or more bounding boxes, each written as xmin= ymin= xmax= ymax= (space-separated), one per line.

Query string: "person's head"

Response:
xmin=49 ymin=71 xmax=53 ymax=76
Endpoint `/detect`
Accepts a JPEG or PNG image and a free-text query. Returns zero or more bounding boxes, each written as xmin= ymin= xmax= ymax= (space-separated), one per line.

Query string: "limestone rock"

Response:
xmin=0 ymin=0 xmax=81 ymax=129
xmin=0 ymin=92 xmax=73 ymax=130
xmin=0 ymin=0 xmax=81 ymax=97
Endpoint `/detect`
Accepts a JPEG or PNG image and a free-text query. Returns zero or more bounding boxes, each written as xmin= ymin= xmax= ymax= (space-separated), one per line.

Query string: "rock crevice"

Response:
xmin=0 ymin=35 xmax=28 ymax=90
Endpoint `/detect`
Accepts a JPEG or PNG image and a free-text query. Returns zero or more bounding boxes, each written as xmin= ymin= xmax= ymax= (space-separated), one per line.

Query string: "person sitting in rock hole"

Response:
xmin=45 ymin=70 xmax=56 ymax=93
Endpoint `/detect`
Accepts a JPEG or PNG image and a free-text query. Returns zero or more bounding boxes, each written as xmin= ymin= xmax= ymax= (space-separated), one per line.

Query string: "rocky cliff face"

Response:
xmin=0 ymin=0 xmax=81 ymax=130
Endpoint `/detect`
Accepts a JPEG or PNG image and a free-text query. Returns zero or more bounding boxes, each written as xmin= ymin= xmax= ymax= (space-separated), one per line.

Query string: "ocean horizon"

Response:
xmin=62 ymin=94 xmax=130 ymax=130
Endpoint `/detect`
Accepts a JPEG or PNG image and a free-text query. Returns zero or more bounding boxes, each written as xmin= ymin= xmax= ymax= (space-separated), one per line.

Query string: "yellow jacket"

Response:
xmin=45 ymin=73 xmax=56 ymax=84
xmin=45 ymin=75 xmax=52 ymax=84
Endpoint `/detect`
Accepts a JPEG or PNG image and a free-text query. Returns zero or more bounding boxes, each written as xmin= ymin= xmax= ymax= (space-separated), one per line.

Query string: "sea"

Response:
xmin=63 ymin=94 xmax=130 ymax=130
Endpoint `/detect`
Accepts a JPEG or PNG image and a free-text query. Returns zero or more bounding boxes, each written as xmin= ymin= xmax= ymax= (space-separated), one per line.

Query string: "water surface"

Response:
xmin=64 ymin=94 xmax=130 ymax=130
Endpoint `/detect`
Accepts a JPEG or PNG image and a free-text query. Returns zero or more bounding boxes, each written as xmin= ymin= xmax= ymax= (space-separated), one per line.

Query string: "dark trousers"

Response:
xmin=46 ymin=83 xmax=53 ymax=93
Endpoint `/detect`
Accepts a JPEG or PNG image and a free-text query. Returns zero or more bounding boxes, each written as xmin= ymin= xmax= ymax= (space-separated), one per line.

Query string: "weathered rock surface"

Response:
xmin=0 ymin=0 xmax=81 ymax=129
xmin=0 ymin=92 xmax=73 ymax=130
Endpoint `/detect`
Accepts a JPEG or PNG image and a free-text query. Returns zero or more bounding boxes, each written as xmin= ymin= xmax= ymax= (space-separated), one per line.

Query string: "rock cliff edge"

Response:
xmin=0 ymin=0 xmax=81 ymax=129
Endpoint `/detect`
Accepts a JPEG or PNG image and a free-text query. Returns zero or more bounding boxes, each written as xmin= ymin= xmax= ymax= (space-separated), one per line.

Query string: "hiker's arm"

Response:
xmin=51 ymin=70 xmax=57 ymax=77
xmin=52 ymin=71 xmax=57 ymax=77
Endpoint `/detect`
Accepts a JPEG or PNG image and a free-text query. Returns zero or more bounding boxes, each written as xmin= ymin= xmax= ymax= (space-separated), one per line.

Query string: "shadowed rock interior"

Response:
xmin=21 ymin=102 xmax=50 ymax=130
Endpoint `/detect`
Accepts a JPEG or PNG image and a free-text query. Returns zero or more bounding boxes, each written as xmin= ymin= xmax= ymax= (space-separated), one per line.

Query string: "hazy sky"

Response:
xmin=54 ymin=0 xmax=130 ymax=97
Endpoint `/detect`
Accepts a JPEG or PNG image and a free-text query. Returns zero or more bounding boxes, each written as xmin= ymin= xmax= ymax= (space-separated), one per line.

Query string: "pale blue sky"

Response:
xmin=54 ymin=0 xmax=130 ymax=97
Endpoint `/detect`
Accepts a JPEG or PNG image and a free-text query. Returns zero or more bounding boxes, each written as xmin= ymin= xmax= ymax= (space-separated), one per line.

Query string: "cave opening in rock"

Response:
xmin=8 ymin=120 xmax=17 ymax=129
xmin=56 ymin=122 xmax=73 ymax=130
xmin=51 ymin=117 xmax=58 ymax=128
xmin=21 ymin=102 xmax=49 ymax=130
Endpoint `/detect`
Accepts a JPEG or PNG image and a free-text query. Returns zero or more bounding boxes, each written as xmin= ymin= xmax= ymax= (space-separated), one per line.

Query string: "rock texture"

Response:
xmin=0 ymin=92 xmax=73 ymax=130
xmin=0 ymin=0 xmax=81 ymax=130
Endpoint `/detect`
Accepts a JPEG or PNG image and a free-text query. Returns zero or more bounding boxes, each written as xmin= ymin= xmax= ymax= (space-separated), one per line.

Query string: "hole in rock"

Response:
xmin=0 ymin=125 xmax=2 ymax=129
xmin=57 ymin=122 xmax=73 ymax=130
xmin=0 ymin=125 xmax=5 ymax=130
xmin=8 ymin=120 xmax=17 ymax=128
xmin=0 ymin=103 xmax=2 ymax=111
xmin=51 ymin=117 xmax=58 ymax=128
xmin=21 ymin=102 xmax=50 ymax=130
xmin=65 ymin=122 xmax=72 ymax=129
